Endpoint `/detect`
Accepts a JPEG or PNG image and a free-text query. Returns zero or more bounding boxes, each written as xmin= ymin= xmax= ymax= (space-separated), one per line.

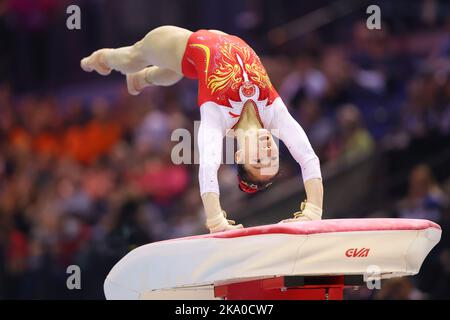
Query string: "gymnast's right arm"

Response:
xmin=198 ymin=106 xmax=243 ymax=233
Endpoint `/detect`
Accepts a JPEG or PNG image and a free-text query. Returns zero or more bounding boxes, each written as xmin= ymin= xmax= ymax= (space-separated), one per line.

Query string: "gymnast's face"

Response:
xmin=235 ymin=128 xmax=279 ymax=180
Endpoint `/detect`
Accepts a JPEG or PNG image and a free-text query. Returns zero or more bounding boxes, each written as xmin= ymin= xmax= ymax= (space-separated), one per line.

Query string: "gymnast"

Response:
xmin=81 ymin=26 xmax=323 ymax=233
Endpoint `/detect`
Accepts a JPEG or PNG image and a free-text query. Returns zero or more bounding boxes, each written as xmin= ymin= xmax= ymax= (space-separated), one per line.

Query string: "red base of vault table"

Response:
xmin=214 ymin=275 xmax=364 ymax=300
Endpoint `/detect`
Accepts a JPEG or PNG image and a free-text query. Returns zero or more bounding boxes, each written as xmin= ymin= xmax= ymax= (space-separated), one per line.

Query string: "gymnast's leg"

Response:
xmin=80 ymin=25 xmax=192 ymax=76
xmin=126 ymin=66 xmax=183 ymax=95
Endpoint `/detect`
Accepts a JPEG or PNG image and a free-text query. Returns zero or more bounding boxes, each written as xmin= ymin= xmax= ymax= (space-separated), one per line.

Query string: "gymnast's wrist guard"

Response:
xmin=294 ymin=200 xmax=322 ymax=221
xmin=205 ymin=210 xmax=236 ymax=233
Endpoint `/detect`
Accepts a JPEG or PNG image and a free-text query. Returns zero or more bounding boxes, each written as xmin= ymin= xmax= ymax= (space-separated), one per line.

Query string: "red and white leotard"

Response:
xmin=181 ymin=30 xmax=321 ymax=196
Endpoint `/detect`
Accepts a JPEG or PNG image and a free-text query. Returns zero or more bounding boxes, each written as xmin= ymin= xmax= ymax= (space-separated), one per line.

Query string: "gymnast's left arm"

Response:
xmin=269 ymin=99 xmax=324 ymax=220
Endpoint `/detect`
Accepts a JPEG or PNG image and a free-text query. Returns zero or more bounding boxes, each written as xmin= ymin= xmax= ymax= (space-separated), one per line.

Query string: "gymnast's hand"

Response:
xmin=80 ymin=49 xmax=113 ymax=76
xmin=279 ymin=200 xmax=322 ymax=223
xmin=206 ymin=210 xmax=244 ymax=234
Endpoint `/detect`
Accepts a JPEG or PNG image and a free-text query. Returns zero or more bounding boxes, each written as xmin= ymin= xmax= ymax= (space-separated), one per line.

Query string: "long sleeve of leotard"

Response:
xmin=269 ymin=99 xmax=322 ymax=182
xmin=197 ymin=104 xmax=226 ymax=196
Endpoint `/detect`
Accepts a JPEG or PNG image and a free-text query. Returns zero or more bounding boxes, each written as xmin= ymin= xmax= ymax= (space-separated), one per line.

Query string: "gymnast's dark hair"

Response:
xmin=237 ymin=163 xmax=280 ymax=194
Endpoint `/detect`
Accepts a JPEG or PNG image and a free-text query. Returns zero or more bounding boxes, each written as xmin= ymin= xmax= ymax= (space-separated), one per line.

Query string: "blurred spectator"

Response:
xmin=325 ymin=104 xmax=375 ymax=163
xmin=396 ymin=164 xmax=445 ymax=222
xmin=279 ymin=53 xmax=327 ymax=107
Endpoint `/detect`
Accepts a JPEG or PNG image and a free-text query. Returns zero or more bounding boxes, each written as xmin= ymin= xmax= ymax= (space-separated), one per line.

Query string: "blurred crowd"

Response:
xmin=0 ymin=83 xmax=210 ymax=298
xmin=1 ymin=0 xmax=450 ymax=299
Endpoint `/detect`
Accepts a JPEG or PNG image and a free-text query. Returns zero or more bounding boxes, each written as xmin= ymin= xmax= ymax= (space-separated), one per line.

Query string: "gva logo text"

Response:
xmin=345 ymin=248 xmax=370 ymax=257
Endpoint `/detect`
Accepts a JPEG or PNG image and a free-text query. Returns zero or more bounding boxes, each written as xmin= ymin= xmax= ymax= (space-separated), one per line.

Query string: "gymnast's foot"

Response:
xmin=81 ymin=49 xmax=112 ymax=76
xmin=206 ymin=210 xmax=244 ymax=233
xmin=279 ymin=200 xmax=322 ymax=223
xmin=126 ymin=69 xmax=149 ymax=96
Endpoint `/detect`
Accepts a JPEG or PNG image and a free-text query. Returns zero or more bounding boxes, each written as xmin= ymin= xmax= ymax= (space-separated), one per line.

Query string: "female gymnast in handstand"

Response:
xmin=81 ymin=26 xmax=324 ymax=233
